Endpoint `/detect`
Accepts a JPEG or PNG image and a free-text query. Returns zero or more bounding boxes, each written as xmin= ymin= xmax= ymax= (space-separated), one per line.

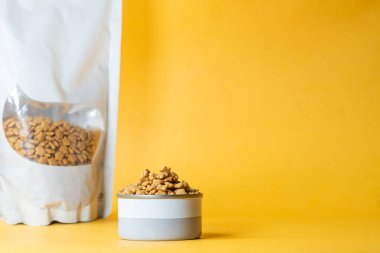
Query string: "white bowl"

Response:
xmin=117 ymin=193 xmax=203 ymax=240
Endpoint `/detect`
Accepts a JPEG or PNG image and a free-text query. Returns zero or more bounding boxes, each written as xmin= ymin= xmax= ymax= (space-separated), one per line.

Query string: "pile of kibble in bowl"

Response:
xmin=119 ymin=167 xmax=200 ymax=195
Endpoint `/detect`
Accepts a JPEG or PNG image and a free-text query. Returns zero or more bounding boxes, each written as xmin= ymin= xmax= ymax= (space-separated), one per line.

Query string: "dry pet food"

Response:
xmin=119 ymin=167 xmax=200 ymax=195
xmin=0 ymin=0 xmax=122 ymax=226
xmin=3 ymin=117 xmax=100 ymax=166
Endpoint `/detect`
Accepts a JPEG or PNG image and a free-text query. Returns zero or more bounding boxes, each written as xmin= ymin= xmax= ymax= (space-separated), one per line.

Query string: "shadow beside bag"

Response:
xmin=0 ymin=0 xmax=122 ymax=225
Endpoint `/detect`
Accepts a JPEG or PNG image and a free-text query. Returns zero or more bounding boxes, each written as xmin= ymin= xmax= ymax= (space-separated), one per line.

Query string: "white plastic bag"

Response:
xmin=0 ymin=0 xmax=122 ymax=225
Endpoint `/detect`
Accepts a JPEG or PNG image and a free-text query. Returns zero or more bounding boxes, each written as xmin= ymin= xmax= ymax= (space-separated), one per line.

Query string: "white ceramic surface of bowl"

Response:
xmin=117 ymin=193 xmax=203 ymax=241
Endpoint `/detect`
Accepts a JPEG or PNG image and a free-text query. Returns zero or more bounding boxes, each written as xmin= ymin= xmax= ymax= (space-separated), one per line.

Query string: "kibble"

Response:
xmin=119 ymin=167 xmax=200 ymax=195
xmin=3 ymin=116 xmax=100 ymax=166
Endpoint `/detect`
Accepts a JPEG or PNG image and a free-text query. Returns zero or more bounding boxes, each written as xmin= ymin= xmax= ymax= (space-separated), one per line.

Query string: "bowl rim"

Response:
xmin=116 ymin=193 xmax=203 ymax=199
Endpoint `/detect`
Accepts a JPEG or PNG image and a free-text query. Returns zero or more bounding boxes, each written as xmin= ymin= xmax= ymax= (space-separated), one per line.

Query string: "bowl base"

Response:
xmin=118 ymin=216 xmax=202 ymax=241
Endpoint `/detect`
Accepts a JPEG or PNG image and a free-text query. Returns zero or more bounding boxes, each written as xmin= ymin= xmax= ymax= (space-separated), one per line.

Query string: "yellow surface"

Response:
xmin=0 ymin=217 xmax=380 ymax=253
xmin=1 ymin=0 xmax=380 ymax=252
xmin=0 ymin=216 xmax=379 ymax=252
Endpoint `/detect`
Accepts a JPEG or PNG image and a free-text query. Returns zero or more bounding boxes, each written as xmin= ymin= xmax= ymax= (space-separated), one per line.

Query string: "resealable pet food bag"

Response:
xmin=0 ymin=0 xmax=122 ymax=225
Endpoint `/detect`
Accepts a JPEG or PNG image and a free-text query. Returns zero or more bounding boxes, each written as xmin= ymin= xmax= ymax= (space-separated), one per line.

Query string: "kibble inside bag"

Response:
xmin=0 ymin=0 xmax=122 ymax=225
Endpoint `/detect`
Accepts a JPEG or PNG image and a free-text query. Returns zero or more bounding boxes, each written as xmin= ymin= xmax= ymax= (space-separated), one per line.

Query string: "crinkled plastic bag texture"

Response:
xmin=0 ymin=0 xmax=122 ymax=225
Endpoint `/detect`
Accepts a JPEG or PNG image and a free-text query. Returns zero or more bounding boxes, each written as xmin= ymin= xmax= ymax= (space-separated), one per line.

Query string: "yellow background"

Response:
xmin=116 ymin=0 xmax=380 ymax=220
xmin=1 ymin=0 xmax=380 ymax=252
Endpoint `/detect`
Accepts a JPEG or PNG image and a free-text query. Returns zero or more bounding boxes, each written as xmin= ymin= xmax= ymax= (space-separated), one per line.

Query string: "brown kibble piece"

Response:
xmin=17 ymin=149 xmax=26 ymax=156
xmin=38 ymin=157 xmax=48 ymax=164
xmin=174 ymin=188 xmax=187 ymax=195
xmin=62 ymin=159 xmax=69 ymax=165
xmin=14 ymin=140 xmax=23 ymax=150
xmin=165 ymin=182 xmax=174 ymax=189
xmin=158 ymin=172 xmax=169 ymax=179
xmin=149 ymin=189 xmax=157 ymax=194
xmin=141 ymin=181 xmax=150 ymax=187
xmin=48 ymin=158 xmax=57 ymax=166
xmin=182 ymin=181 xmax=189 ymax=188
xmin=78 ymin=142 xmax=86 ymax=151
xmin=155 ymin=191 xmax=166 ymax=195
xmin=164 ymin=176 xmax=173 ymax=182
xmin=55 ymin=151 xmax=64 ymax=161
xmin=8 ymin=136 xmax=18 ymax=144
xmin=55 ymin=130 xmax=63 ymax=139
xmin=35 ymin=132 xmax=45 ymax=142
xmin=174 ymin=183 xmax=183 ymax=189
xmin=151 ymin=179 xmax=162 ymax=187
xmin=61 ymin=137 xmax=71 ymax=146
xmin=67 ymin=154 xmax=77 ymax=163
xmin=143 ymin=169 xmax=150 ymax=178
xmin=35 ymin=146 xmax=46 ymax=156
